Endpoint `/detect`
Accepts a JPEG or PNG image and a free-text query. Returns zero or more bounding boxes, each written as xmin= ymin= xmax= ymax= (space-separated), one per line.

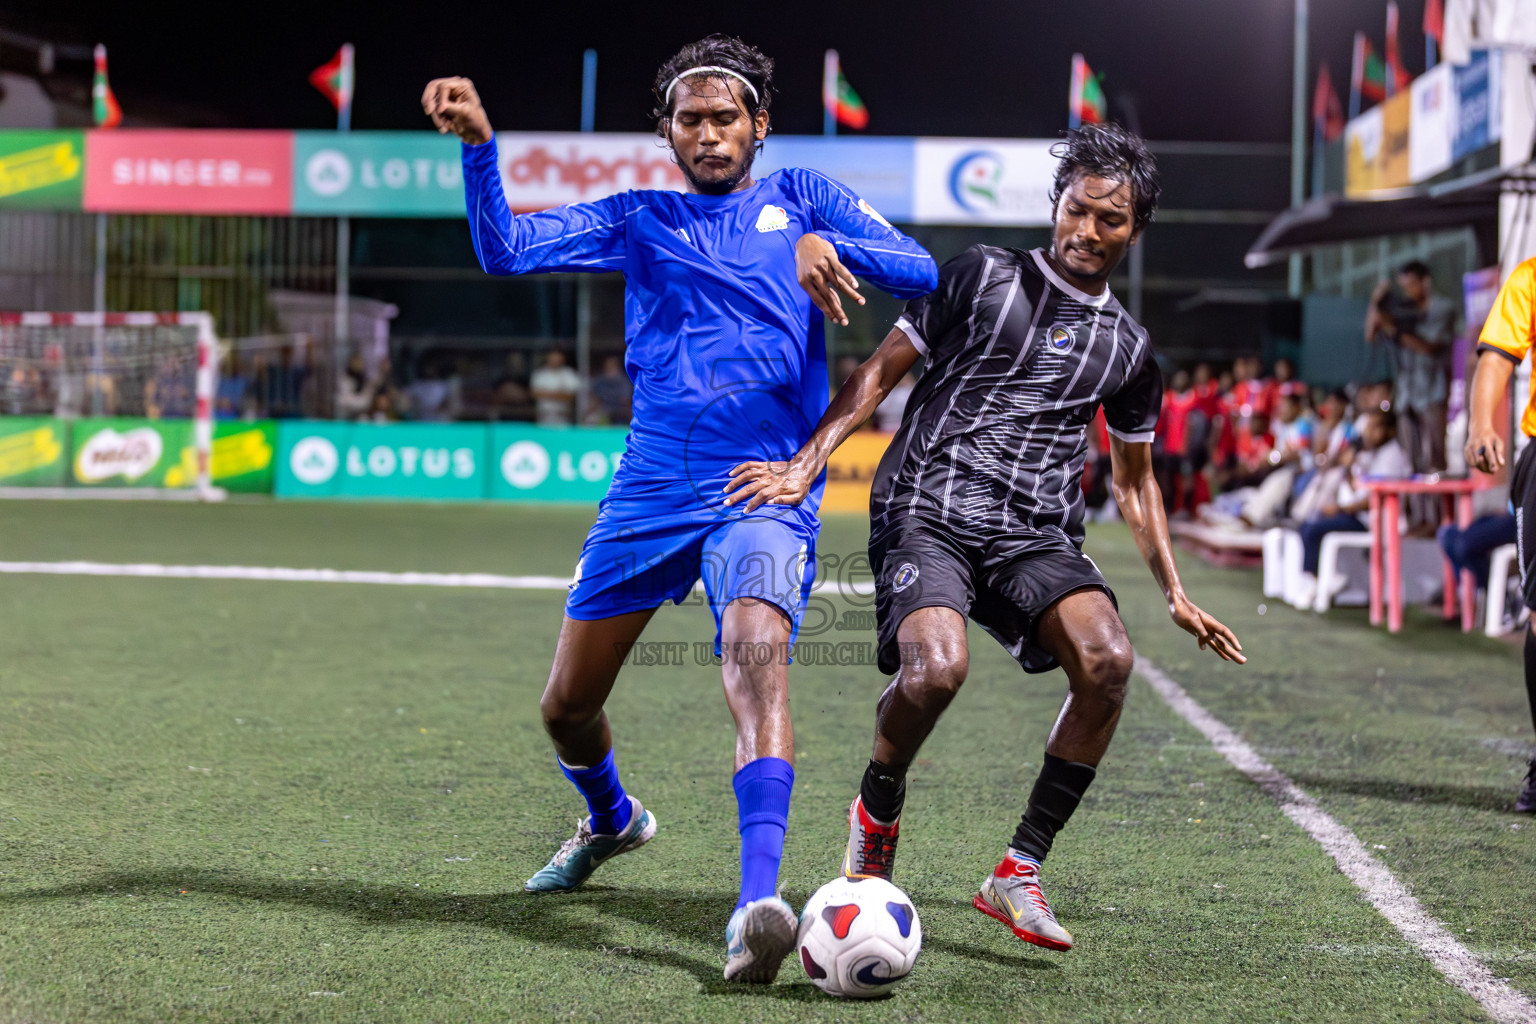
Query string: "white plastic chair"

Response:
xmin=1485 ymin=544 xmax=1523 ymax=638
xmin=1313 ymin=532 xmax=1375 ymax=612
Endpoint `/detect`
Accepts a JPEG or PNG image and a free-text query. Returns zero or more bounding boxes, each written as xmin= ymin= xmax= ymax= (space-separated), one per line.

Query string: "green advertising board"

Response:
xmin=213 ymin=420 xmax=276 ymax=493
xmin=489 ymin=424 xmax=628 ymax=502
xmin=0 ymin=417 xmax=68 ymax=485
xmin=275 ymin=421 xmax=489 ymax=500
xmin=292 ymin=131 xmax=464 ymax=216
xmin=0 ymin=130 xmax=84 ymax=210
xmin=71 ymin=418 xmax=196 ymax=488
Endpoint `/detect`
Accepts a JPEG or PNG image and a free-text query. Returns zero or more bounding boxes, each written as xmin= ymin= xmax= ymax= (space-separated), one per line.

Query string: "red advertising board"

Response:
xmin=84 ymin=130 xmax=293 ymax=214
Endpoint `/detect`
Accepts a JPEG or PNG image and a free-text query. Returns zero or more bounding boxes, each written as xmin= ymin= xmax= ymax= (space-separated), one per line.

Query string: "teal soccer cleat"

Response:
xmin=524 ymin=796 xmax=657 ymax=893
xmin=723 ymin=896 xmax=798 ymax=983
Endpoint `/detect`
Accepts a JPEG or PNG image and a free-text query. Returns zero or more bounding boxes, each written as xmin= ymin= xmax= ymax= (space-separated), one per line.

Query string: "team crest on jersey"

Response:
xmin=858 ymin=197 xmax=892 ymax=228
xmin=1047 ymin=323 xmax=1075 ymax=351
xmin=755 ymin=205 xmax=790 ymax=232
xmin=892 ymin=562 xmax=919 ymax=592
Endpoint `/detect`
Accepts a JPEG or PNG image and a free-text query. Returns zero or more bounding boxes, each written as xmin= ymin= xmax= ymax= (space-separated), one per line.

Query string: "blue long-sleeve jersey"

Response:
xmin=462 ymin=136 xmax=937 ymax=509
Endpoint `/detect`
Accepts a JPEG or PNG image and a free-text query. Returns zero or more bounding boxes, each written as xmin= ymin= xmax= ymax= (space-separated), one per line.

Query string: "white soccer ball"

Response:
xmin=796 ymin=875 xmax=922 ymax=998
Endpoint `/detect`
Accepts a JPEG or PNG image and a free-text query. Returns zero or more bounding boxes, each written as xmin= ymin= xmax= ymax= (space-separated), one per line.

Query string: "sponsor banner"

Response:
xmin=275 ymin=421 xmax=488 ymax=500
xmin=1452 ymin=50 xmax=1502 ymax=162
xmin=84 ymin=130 xmax=293 ymax=214
xmin=912 ymin=138 xmax=1058 ymax=226
xmin=71 ymin=417 xmax=197 ymax=488
xmin=495 ymin=132 xmax=686 ymax=211
xmin=0 ymin=416 xmax=67 ymax=485
xmin=1409 ymin=63 xmax=1454 ymax=183
xmin=1344 ymin=92 xmax=1410 ymax=197
xmin=293 ymin=131 xmax=464 ymax=216
xmin=213 ymin=420 xmax=276 ymax=493
xmin=820 ymin=430 xmax=891 ymax=514
xmin=0 ymin=130 xmax=85 ymax=209
xmin=1345 ymin=106 xmax=1384 ymax=196
xmin=754 ymin=136 xmax=915 ymax=222
xmin=489 ymin=424 xmax=628 ymax=502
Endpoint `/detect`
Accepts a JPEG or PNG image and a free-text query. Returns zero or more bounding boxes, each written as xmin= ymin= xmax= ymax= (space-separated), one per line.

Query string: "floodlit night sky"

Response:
xmin=17 ymin=0 xmax=1434 ymax=141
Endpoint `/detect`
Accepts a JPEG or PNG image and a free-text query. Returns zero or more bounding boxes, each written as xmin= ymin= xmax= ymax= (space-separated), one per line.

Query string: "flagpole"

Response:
xmin=576 ymin=49 xmax=597 ymax=422
xmin=333 ymin=42 xmax=353 ymax=419
xmin=1288 ymin=0 xmax=1307 ymax=297
xmin=823 ymin=50 xmax=837 ymax=137
xmin=1068 ymin=54 xmax=1083 ymax=131
xmin=1349 ymin=32 xmax=1363 ymax=121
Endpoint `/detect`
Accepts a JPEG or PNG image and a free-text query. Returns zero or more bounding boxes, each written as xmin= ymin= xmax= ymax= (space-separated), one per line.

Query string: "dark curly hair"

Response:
xmin=652 ymin=34 xmax=773 ymax=152
xmin=1049 ymin=123 xmax=1161 ymax=233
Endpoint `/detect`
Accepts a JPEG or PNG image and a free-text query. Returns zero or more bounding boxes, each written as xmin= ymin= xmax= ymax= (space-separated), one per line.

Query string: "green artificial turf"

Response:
xmin=0 ymin=500 xmax=1528 ymax=1022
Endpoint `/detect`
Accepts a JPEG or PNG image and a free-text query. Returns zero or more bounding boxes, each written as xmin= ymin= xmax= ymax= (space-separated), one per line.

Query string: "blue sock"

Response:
xmin=733 ymin=756 xmax=795 ymax=911
xmin=559 ymin=750 xmax=632 ymax=836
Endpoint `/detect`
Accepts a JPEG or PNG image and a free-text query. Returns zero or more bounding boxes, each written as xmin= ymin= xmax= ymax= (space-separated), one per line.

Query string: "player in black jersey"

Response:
xmin=724 ymin=123 xmax=1244 ymax=952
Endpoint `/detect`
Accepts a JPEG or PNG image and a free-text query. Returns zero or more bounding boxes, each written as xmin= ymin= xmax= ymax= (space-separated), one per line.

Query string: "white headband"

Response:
xmin=664 ymin=65 xmax=759 ymax=106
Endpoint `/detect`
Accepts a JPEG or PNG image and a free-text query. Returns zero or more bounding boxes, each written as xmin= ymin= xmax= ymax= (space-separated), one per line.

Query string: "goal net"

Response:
xmin=0 ymin=312 xmax=219 ymax=496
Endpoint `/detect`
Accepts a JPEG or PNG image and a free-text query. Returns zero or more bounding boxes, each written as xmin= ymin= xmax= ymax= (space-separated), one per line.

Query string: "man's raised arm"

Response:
xmin=422 ymin=76 xmax=628 ymax=278
xmin=723 ymin=327 xmax=922 ymax=511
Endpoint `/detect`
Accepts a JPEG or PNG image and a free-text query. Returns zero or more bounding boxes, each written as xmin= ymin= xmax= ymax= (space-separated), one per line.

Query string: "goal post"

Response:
xmin=0 ymin=311 xmax=223 ymax=499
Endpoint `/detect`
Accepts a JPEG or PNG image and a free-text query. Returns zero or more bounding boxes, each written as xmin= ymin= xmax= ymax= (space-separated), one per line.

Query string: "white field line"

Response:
xmin=0 ymin=560 xmax=879 ymax=597
xmin=1135 ymin=657 xmax=1536 ymax=1024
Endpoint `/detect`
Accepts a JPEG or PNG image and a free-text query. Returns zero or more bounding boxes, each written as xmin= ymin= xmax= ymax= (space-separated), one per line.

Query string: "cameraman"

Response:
xmin=1364 ymin=259 xmax=1458 ymax=478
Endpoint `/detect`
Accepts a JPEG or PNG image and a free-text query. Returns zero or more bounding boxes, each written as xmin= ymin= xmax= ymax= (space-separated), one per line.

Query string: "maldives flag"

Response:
xmin=1352 ymin=32 xmax=1388 ymax=104
xmin=1384 ymin=2 xmax=1412 ymax=95
xmin=1312 ymin=64 xmax=1345 ymax=142
xmin=309 ymin=44 xmax=355 ymax=116
xmin=1070 ymin=53 xmax=1106 ymax=128
xmin=822 ymin=50 xmax=868 ymax=130
xmin=92 ymin=44 xmax=122 ymax=128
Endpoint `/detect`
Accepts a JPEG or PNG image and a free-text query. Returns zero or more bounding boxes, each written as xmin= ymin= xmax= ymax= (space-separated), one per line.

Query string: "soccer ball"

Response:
xmin=796 ymin=875 xmax=921 ymax=998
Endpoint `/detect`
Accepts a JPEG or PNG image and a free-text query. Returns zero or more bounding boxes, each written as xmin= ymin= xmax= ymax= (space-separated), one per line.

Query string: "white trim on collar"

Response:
xmin=1030 ymin=249 xmax=1111 ymax=308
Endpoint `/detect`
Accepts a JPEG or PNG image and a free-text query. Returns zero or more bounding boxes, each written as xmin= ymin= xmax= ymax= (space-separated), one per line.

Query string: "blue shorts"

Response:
xmin=565 ymin=491 xmax=820 ymax=654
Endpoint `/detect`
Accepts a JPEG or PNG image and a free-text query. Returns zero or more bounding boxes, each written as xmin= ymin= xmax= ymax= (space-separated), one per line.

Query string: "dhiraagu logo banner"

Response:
xmin=275 ymin=421 xmax=487 ymax=500
xmin=292 ymin=131 xmax=464 ymax=216
xmin=0 ymin=417 xmax=68 ymax=485
xmin=490 ymin=424 xmax=628 ymax=502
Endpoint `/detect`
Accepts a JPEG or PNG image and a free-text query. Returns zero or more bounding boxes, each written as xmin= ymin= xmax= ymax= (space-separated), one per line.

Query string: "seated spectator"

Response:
xmin=335 ymin=354 xmax=388 ymax=421
xmin=215 ymin=353 xmax=249 ymax=421
xmin=144 ymin=355 xmax=195 ymax=419
xmin=404 ymin=359 xmax=461 ymax=422
xmin=367 ymin=387 xmax=401 ymax=423
xmin=1294 ymin=410 xmax=1412 ymax=605
xmin=530 ymin=349 xmax=581 ymax=426
xmin=1431 ymin=485 xmax=1517 ymax=595
xmin=872 ymin=371 xmax=916 ymax=432
xmin=586 ymin=355 xmax=633 ymax=425
xmin=1157 ymin=369 xmax=1199 ymax=515
xmin=1239 ymin=387 xmax=1316 ymax=527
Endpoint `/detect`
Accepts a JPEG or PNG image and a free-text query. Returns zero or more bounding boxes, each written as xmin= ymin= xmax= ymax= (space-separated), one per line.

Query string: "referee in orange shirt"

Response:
xmin=1466 ymin=254 xmax=1536 ymax=813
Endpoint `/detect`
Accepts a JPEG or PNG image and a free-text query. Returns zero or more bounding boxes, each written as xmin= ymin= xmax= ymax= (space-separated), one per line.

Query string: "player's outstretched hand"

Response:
xmin=421 ymin=77 xmax=493 ymax=146
xmin=722 ymin=457 xmax=817 ymax=512
xmin=1170 ymin=594 xmax=1246 ymax=664
xmin=1465 ymin=423 xmax=1507 ymax=475
xmin=796 ymin=234 xmax=863 ymax=327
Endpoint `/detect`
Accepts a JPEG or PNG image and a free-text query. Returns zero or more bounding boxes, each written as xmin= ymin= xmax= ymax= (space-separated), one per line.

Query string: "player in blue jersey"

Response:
xmin=423 ymin=35 xmax=937 ymax=983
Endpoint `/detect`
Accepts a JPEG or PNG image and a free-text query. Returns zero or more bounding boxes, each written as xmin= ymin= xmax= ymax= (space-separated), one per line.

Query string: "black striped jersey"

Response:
xmin=871 ymin=244 xmax=1162 ymax=548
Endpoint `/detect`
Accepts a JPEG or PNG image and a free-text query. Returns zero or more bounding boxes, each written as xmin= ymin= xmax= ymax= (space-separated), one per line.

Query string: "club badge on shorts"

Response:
xmin=892 ymin=562 xmax=919 ymax=592
xmin=1047 ymin=323 xmax=1075 ymax=351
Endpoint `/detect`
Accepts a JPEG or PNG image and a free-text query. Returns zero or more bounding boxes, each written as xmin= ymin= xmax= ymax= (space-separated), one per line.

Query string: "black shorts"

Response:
xmin=1511 ymin=440 xmax=1536 ymax=610
xmin=869 ymin=519 xmax=1117 ymax=675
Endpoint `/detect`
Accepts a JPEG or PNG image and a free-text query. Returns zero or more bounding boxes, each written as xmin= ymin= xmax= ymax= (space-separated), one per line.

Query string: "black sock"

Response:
xmin=1525 ymin=629 xmax=1536 ymax=737
xmin=1010 ymin=752 xmax=1097 ymax=862
xmin=860 ymin=759 xmax=907 ymax=824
